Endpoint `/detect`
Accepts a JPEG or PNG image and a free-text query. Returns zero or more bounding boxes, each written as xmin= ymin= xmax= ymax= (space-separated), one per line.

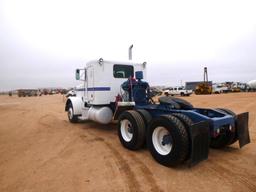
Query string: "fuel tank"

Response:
xmin=88 ymin=106 xmax=113 ymax=124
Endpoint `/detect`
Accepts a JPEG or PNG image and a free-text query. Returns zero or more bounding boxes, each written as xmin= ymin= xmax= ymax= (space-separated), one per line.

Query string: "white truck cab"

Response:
xmin=212 ymin=84 xmax=229 ymax=94
xmin=65 ymin=58 xmax=147 ymax=124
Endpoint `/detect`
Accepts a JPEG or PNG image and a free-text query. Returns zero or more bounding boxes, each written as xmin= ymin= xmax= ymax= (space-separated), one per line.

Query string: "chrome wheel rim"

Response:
xmin=68 ymin=107 xmax=73 ymax=119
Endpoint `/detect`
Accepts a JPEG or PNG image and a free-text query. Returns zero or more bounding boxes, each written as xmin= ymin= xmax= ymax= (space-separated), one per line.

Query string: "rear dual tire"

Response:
xmin=136 ymin=109 xmax=152 ymax=125
xmin=118 ymin=110 xmax=192 ymax=166
xmin=118 ymin=110 xmax=146 ymax=150
xmin=147 ymin=115 xmax=190 ymax=166
xmin=171 ymin=113 xmax=193 ymax=160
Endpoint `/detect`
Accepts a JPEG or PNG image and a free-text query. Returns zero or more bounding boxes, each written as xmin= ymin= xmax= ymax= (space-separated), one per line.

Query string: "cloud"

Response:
xmin=0 ymin=0 xmax=256 ymax=91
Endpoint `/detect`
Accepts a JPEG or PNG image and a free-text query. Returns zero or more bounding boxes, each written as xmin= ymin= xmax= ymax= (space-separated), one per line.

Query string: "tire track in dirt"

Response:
xmin=103 ymin=142 xmax=162 ymax=192
xmin=216 ymin=152 xmax=256 ymax=189
xmin=207 ymin=160 xmax=256 ymax=192
xmin=127 ymin=152 xmax=163 ymax=192
xmin=81 ymin=132 xmax=141 ymax=192
xmin=82 ymin=131 xmax=162 ymax=192
xmin=38 ymin=114 xmax=55 ymax=128
xmin=38 ymin=114 xmax=69 ymax=129
xmin=38 ymin=136 xmax=79 ymax=169
xmin=103 ymin=141 xmax=142 ymax=192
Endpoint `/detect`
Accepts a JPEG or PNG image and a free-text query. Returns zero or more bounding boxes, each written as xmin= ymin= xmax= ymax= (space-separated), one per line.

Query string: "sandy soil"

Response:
xmin=0 ymin=93 xmax=256 ymax=192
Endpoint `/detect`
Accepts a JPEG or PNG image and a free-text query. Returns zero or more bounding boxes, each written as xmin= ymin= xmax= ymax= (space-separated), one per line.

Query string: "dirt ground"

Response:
xmin=0 ymin=93 xmax=256 ymax=192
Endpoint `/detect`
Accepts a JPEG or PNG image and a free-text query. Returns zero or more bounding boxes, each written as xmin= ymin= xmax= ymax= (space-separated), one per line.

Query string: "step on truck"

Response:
xmin=65 ymin=58 xmax=250 ymax=166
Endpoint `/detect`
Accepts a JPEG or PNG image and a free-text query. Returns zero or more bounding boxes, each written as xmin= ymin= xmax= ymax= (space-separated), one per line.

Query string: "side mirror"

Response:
xmin=75 ymin=69 xmax=80 ymax=80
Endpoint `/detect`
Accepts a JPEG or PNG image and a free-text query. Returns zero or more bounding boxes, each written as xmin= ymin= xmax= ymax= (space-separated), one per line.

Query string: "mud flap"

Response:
xmin=189 ymin=121 xmax=210 ymax=166
xmin=237 ymin=112 xmax=250 ymax=148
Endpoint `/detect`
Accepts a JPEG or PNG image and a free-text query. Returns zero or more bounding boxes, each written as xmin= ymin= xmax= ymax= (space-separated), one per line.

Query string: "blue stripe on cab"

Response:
xmin=76 ymin=88 xmax=85 ymax=91
xmin=76 ymin=87 xmax=111 ymax=91
xmin=87 ymin=87 xmax=111 ymax=91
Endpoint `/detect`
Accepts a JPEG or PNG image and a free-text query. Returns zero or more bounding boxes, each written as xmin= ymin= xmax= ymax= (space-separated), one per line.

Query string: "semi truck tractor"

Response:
xmin=65 ymin=58 xmax=250 ymax=166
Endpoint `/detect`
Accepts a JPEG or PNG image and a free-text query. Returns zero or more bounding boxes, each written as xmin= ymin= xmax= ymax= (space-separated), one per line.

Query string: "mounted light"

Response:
xmin=143 ymin=62 xmax=147 ymax=68
xmin=98 ymin=58 xmax=103 ymax=65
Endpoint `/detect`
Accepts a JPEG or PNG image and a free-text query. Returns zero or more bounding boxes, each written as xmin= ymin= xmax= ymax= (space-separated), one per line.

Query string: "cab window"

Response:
xmin=113 ymin=65 xmax=134 ymax=78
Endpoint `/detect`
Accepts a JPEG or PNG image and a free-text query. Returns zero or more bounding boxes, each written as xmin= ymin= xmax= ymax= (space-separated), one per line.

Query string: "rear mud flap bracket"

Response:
xmin=189 ymin=121 xmax=210 ymax=167
xmin=237 ymin=112 xmax=250 ymax=148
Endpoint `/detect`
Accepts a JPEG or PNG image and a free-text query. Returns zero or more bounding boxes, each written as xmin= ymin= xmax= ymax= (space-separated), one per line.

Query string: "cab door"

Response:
xmin=86 ymin=66 xmax=94 ymax=103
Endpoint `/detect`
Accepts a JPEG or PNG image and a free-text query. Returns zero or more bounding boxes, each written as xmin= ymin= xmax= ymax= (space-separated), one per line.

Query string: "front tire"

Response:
xmin=67 ymin=103 xmax=78 ymax=123
xmin=118 ymin=110 xmax=146 ymax=150
xmin=147 ymin=115 xmax=189 ymax=166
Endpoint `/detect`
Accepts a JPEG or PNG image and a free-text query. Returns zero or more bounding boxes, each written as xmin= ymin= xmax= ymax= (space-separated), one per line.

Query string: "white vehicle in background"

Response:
xmin=212 ymin=84 xmax=229 ymax=94
xmin=164 ymin=86 xmax=192 ymax=96
xmin=247 ymin=80 xmax=256 ymax=91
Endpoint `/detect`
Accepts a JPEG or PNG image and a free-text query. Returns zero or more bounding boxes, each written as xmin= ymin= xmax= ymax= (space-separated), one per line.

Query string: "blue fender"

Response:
xmin=65 ymin=97 xmax=83 ymax=115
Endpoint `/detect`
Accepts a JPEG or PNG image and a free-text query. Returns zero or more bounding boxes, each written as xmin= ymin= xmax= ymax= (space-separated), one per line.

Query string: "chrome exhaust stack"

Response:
xmin=129 ymin=44 xmax=133 ymax=60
